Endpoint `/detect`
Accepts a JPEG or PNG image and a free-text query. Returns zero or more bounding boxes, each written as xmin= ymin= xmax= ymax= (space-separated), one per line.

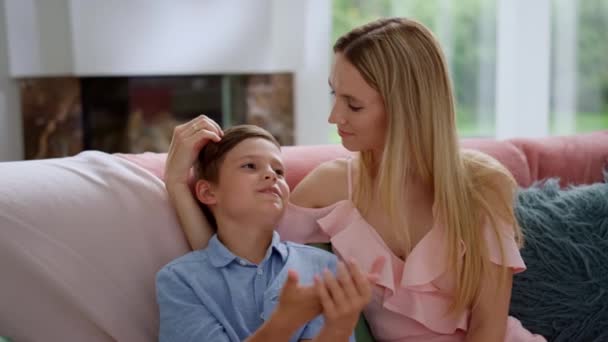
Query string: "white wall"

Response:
xmin=4 ymin=0 xmax=74 ymax=76
xmin=0 ymin=0 xmax=23 ymax=161
xmin=69 ymin=0 xmax=300 ymax=75
xmin=5 ymin=0 xmax=305 ymax=77
xmin=293 ymin=0 xmax=332 ymax=145
xmin=495 ymin=0 xmax=551 ymax=139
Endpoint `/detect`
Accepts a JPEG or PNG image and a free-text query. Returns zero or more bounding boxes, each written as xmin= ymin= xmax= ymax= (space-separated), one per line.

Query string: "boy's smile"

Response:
xmin=258 ymin=185 xmax=282 ymax=199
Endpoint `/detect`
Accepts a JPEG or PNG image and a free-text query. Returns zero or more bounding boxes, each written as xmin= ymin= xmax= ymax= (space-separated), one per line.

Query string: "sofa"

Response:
xmin=1 ymin=131 xmax=607 ymax=341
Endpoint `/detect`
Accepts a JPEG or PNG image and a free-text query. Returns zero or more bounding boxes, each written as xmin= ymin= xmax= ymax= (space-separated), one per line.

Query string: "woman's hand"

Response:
xmin=163 ymin=115 xmax=222 ymax=250
xmin=164 ymin=115 xmax=223 ymax=186
xmin=314 ymin=258 xmax=384 ymax=340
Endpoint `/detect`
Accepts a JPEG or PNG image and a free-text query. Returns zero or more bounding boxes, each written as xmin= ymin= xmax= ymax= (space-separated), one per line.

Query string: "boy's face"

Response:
xmin=199 ymin=138 xmax=289 ymax=227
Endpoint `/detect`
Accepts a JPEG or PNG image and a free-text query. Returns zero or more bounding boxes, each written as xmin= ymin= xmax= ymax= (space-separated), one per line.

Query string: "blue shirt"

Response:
xmin=156 ymin=231 xmax=353 ymax=342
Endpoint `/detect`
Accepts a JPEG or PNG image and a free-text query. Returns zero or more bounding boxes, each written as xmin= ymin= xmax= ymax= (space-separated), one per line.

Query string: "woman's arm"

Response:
xmin=466 ymin=263 xmax=513 ymax=342
xmin=164 ymin=115 xmax=222 ymax=250
xmin=165 ymin=183 xmax=212 ymax=250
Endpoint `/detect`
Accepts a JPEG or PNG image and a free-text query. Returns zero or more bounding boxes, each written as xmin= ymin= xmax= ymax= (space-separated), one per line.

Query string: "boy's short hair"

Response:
xmin=194 ymin=124 xmax=281 ymax=231
xmin=194 ymin=124 xmax=280 ymax=183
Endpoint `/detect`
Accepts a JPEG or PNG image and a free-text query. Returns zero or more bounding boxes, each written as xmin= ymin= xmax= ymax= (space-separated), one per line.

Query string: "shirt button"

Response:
xmin=238 ymin=259 xmax=247 ymax=266
xmin=257 ymin=269 xmax=263 ymax=275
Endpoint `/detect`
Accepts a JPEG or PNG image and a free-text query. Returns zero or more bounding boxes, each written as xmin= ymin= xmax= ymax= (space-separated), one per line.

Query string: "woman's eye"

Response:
xmin=242 ymin=163 xmax=256 ymax=169
xmin=348 ymin=104 xmax=363 ymax=112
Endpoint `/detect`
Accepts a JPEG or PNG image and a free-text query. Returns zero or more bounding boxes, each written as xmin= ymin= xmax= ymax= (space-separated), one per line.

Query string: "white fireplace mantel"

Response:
xmin=5 ymin=0 xmax=320 ymax=76
xmin=1 ymin=0 xmax=332 ymax=154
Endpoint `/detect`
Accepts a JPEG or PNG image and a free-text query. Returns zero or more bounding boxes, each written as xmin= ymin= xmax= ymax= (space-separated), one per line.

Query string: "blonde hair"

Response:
xmin=334 ymin=17 xmax=523 ymax=315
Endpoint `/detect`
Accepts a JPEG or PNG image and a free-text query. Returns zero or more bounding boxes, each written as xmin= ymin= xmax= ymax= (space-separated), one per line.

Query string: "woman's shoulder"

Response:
xmin=461 ymin=149 xmax=516 ymax=188
xmin=461 ymin=149 xmax=503 ymax=169
xmin=290 ymin=158 xmax=352 ymax=208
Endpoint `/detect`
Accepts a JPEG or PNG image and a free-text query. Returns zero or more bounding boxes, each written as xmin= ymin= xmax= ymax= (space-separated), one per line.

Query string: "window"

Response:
xmin=332 ymin=0 xmax=608 ymax=139
xmin=550 ymin=0 xmax=608 ymax=134
xmin=332 ymin=0 xmax=497 ymax=138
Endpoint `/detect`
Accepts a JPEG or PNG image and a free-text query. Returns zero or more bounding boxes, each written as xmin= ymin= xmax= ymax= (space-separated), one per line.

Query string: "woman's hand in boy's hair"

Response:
xmin=314 ymin=257 xmax=385 ymax=340
xmin=165 ymin=115 xmax=223 ymax=186
xmin=274 ymin=270 xmax=323 ymax=330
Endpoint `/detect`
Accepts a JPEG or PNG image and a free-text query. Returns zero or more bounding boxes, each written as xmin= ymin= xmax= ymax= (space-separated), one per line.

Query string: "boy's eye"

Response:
xmin=275 ymin=169 xmax=285 ymax=176
xmin=242 ymin=163 xmax=256 ymax=169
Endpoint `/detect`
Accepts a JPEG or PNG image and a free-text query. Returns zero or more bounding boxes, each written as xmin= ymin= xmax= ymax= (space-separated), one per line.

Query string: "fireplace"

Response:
xmin=19 ymin=74 xmax=294 ymax=160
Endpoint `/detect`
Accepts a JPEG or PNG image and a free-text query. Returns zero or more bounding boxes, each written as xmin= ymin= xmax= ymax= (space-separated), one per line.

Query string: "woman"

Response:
xmin=164 ymin=17 xmax=545 ymax=341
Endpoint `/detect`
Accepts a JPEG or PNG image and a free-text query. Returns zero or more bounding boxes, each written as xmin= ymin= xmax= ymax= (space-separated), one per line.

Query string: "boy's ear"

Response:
xmin=195 ymin=179 xmax=217 ymax=206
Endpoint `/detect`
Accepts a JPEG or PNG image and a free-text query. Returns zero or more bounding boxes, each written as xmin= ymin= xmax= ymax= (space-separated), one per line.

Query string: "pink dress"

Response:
xmin=277 ymin=158 xmax=546 ymax=342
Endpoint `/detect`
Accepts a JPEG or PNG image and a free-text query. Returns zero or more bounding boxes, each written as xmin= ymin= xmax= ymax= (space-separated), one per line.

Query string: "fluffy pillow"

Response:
xmin=0 ymin=151 xmax=189 ymax=341
xmin=510 ymin=173 xmax=608 ymax=341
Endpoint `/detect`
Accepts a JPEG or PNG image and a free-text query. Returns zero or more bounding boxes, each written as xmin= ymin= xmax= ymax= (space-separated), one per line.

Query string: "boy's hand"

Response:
xmin=274 ymin=270 xmax=323 ymax=331
xmin=314 ymin=257 xmax=385 ymax=339
xmin=165 ymin=115 xmax=223 ymax=186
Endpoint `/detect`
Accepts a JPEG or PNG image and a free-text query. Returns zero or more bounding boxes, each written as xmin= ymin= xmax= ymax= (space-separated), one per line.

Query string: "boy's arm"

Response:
xmin=157 ymin=267 xmax=305 ymax=342
xmin=246 ymin=314 xmax=307 ymax=342
xmin=156 ymin=267 xmax=231 ymax=342
xmin=298 ymin=316 xmax=355 ymax=342
xmin=306 ymin=257 xmax=385 ymax=342
xmin=297 ymin=258 xmax=355 ymax=342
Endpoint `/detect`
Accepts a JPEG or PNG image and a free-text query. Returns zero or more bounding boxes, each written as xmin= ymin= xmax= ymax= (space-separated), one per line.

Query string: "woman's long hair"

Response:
xmin=334 ymin=17 xmax=523 ymax=315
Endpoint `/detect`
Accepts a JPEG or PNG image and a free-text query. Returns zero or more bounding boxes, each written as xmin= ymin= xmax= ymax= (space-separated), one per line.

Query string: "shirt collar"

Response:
xmin=207 ymin=231 xmax=288 ymax=268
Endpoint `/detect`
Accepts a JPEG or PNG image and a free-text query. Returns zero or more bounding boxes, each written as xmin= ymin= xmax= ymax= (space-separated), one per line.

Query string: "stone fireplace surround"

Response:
xmin=19 ymin=73 xmax=293 ymax=159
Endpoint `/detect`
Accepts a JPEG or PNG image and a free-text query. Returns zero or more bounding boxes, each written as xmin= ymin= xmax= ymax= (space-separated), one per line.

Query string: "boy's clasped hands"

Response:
xmin=275 ymin=257 xmax=385 ymax=341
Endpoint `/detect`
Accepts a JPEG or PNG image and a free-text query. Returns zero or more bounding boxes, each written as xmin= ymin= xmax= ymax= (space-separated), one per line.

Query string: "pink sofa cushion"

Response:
xmin=0 ymin=151 xmax=189 ymax=342
xmin=120 ymin=132 xmax=608 ymax=188
xmin=118 ymin=139 xmax=533 ymax=188
xmin=510 ymin=131 xmax=608 ymax=186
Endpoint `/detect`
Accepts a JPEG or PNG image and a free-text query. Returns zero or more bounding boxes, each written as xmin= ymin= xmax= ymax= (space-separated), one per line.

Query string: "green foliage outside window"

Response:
xmin=332 ymin=0 xmax=608 ymax=137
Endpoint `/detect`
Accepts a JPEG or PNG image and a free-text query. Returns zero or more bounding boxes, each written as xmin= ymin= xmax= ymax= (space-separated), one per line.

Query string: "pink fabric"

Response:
xmin=278 ymin=171 xmax=543 ymax=342
xmin=509 ymin=130 xmax=608 ymax=186
xmin=0 ymin=152 xmax=189 ymax=342
xmin=118 ymin=132 xmax=608 ymax=188
xmin=115 ymin=151 xmax=167 ymax=180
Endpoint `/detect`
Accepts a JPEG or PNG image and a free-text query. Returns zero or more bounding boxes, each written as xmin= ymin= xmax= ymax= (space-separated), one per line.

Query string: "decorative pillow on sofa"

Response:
xmin=510 ymin=172 xmax=608 ymax=341
xmin=0 ymin=151 xmax=189 ymax=341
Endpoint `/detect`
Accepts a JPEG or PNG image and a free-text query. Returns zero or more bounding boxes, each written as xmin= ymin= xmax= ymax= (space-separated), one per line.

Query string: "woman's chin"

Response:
xmin=340 ymin=140 xmax=361 ymax=152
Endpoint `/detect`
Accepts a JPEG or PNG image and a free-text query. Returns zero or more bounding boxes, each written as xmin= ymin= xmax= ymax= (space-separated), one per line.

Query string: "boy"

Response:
xmin=156 ymin=125 xmax=373 ymax=341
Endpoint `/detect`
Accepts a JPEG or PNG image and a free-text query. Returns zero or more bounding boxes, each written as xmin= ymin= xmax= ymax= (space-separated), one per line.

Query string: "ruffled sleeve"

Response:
xmin=483 ymin=218 xmax=526 ymax=273
xmin=276 ymin=202 xmax=335 ymax=244
xmin=398 ymin=217 xmax=526 ymax=295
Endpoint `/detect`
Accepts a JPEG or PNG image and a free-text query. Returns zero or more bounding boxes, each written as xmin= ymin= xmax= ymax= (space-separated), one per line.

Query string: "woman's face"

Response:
xmin=328 ymin=53 xmax=388 ymax=154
